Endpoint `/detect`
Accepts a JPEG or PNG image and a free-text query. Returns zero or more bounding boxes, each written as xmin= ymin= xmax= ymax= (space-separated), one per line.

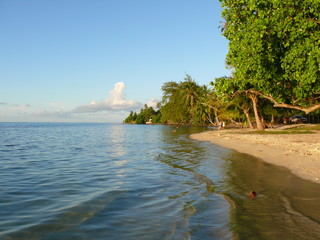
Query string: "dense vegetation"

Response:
xmin=216 ymin=0 xmax=320 ymax=129
xmin=124 ymin=0 xmax=320 ymax=129
xmin=123 ymin=104 xmax=161 ymax=124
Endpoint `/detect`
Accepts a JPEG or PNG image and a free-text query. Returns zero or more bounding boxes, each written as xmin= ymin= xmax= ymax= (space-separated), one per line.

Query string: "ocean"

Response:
xmin=1 ymin=123 xmax=320 ymax=239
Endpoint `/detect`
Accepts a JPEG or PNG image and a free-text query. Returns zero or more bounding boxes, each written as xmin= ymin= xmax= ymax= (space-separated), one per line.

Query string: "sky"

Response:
xmin=0 ymin=0 xmax=230 ymax=122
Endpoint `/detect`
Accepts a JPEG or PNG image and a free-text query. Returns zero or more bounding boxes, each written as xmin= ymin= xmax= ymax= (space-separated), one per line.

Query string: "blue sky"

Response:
xmin=0 ymin=0 xmax=230 ymax=122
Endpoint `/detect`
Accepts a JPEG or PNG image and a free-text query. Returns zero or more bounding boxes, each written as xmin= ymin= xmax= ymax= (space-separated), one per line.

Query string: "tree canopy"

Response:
xmin=123 ymin=105 xmax=161 ymax=124
xmin=219 ymin=0 xmax=320 ymax=114
xmin=159 ymin=75 xmax=213 ymax=125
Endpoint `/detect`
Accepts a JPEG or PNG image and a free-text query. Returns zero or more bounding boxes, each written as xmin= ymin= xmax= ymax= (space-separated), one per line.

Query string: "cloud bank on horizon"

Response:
xmin=75 ymin=82 xmax=142 ymax=112
xmin=0 ymin=82 xmax=159 ymax=122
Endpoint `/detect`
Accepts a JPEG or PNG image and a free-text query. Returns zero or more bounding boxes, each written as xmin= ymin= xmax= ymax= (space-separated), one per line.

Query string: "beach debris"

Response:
xmin=249 ymin=191 xmax=257 ymax=199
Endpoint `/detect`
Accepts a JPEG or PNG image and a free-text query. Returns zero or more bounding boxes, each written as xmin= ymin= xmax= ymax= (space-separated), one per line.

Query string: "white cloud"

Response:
xmin=146 ymin=98 xmax=159 ymax=109
xmin=17 ymin=82 xmax=142 ymax=122
xmin=74 ymin=82 xmax=142 ymax=113
xmin=0 ymin=82 xmax=156 ymax=122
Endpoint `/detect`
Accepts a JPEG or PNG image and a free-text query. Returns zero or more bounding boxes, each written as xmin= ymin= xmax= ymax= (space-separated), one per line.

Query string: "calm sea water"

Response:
xmin=1 ymin=123 xmax=320 ymax=240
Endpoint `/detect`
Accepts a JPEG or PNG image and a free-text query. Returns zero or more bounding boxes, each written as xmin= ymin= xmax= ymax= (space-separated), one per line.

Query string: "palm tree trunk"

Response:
xmin=214 ymin=110 xmax=220 ymax=126
xmin=243 ymin=109 xmax=254 ymax=129
xmin=207 ymin=116 xmax=215 ymax=125
xmin=249 ymin=93 xmax=265 ymax=131
xmin=270 ymin=114 xmax=274 ymax=128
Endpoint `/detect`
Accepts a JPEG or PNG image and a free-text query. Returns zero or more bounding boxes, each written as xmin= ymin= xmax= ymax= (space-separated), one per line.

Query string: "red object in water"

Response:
xmin=249 ymin=191 xmax=257 ymax=199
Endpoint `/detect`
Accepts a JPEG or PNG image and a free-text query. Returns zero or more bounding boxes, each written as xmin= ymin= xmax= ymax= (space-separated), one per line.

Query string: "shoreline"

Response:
xmin=190 ymin=128 xmax=320 ymax=183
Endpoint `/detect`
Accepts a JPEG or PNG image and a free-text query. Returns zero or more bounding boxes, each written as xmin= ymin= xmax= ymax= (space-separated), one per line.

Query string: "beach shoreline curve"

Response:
xmin=190 ymin=128 xmax=320 ymax=183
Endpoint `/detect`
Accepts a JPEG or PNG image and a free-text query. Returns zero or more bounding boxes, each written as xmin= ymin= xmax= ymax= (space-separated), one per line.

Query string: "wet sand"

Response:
xmin=190 ymin=127 xmax=320 ymax=183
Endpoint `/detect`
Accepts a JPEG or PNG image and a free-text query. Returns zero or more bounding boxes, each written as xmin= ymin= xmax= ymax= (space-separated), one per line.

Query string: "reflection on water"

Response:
xmin=1 ymin=123 xmax=320 ymax=239
xmin=108 ymin=124 xmax=126 ymax=158
xmin=218 ymin=149 xmax=320 ymax=239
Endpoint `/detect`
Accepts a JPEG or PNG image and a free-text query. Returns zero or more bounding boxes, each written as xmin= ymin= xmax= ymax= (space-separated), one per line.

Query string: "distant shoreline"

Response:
xmin=190 ymin=126 xmax=320 ymax=184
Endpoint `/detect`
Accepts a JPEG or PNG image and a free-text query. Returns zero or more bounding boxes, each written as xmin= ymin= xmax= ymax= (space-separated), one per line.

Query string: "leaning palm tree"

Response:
xmin=196 ymin=84 xmax=227 ymax=126
xmin=160 ymin=81 xmax=190 ymax=124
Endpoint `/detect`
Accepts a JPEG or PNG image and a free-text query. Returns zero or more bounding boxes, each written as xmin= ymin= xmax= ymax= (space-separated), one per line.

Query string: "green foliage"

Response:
xmin=219 ymin=0 xmax=320 ymax=108
xmin=123 ymin=105 xmax=161 ymax=124
xmin=160 ymin=81 xmax=190 ymax=123
xmin=123 ymin=111 xmax=137 ymax=124
xmin=212 ymin=77 xmax=236 ymax=99
xmin=159 ymin=75 xmax=213 ymax=125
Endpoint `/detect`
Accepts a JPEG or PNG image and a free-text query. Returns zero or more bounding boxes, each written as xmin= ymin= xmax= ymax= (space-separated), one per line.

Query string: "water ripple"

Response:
xmin=1 ymin=123 xmax=320 ymax=239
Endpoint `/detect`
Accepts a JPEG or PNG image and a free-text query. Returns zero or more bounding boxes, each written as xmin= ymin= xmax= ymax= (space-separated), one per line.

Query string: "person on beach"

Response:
xmin=219 ymin=121 xmax=225 ymax=130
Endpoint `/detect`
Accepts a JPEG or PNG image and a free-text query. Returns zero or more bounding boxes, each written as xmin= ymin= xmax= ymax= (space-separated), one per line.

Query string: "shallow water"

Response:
xmin=1 ymin=123 xmax=320 ymax=239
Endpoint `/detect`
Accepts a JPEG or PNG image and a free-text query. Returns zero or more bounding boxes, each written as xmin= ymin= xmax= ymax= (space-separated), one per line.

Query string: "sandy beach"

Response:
xmin=190 ymin=127 xmax=320 ymax=183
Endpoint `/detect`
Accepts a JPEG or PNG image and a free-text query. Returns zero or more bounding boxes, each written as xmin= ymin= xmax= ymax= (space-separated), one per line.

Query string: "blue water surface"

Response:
xmin=1 ymin=123 xmax=320 ymax=240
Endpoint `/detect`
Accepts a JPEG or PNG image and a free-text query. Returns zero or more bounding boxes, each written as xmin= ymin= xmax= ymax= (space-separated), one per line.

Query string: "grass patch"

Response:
xmin=224 ymin=124 xmax=320 ymax=135
xmin=291 ymin=125 xmax=320 ymax=131
xmin=240 ymin=124 xmax=320 ymax=135
xmin=247 ymin=130 xmax=314 ymax=135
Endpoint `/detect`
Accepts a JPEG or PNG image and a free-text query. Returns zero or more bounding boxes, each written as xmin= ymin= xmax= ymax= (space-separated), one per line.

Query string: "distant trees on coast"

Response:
xmin=123 ymin=104 xmax=162 ymax=124
xmin=124 ymin=0 xmax=320 ymax=129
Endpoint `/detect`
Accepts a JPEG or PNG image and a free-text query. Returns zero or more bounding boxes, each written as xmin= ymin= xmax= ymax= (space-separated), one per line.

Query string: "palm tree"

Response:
xmin=180 ymin=75 xmax=201 ymax=124
xmin=160 ymin=81 xmax=190 ymax=124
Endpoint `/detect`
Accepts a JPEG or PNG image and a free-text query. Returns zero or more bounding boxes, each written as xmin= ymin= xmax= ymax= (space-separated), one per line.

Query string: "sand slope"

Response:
xmin=190 ymin=128 xmax=320 ymax=183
